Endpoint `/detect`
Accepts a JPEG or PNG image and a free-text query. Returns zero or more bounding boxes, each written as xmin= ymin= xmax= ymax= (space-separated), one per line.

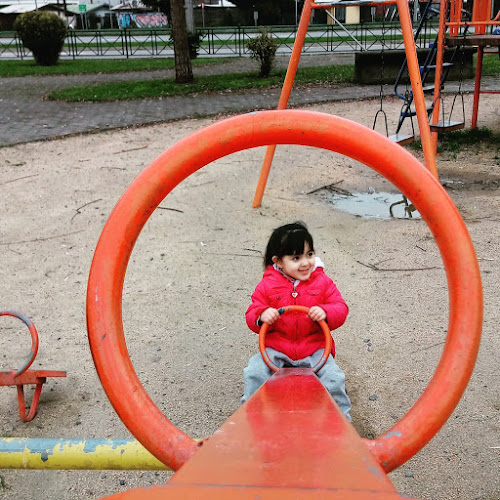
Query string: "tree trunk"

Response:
xmin=170 ymin=0 xmax=193 ymax=84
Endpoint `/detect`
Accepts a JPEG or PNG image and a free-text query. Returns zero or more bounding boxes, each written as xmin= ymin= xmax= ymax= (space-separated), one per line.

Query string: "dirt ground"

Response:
xmin=1 ymin=93 xmax=499 ymax=500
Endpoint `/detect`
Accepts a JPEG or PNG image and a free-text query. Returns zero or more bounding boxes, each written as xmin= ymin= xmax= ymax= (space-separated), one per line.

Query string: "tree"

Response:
xmin=141 ymin=0 xmax=193 ymax=84
xmin=14 ymin=11 xmax=67 ymax=66
xmin=170 ymin=0 xmax=193 ymax=83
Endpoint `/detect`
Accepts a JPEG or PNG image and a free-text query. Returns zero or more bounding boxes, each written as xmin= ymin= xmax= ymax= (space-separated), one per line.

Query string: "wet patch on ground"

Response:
xmin=309 ymin=183 xmax=421 ymax=220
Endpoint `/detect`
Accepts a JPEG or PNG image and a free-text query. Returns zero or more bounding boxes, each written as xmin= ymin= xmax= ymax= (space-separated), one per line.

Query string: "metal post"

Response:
xmin=185 ymin=0 xmax=194 ymax=32
xmin=413 ymin=0 xmax=420 ymax=23
xmin=471 ymin=46 xmax=484 ymax=129
xmin=0 ymin=438 xmax=168 ymax=470
xmin=396 ymin=0 xmax=438 ymax=178
xmin=430 ymin=0 xmax=447 ymax=152
xmin=252 ymin=0 xmax=314 ymax=208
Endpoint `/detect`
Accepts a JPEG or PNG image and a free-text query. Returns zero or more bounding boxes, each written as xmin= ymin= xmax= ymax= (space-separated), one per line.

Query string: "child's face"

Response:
xmin=274 ymin=243 xmax=316 ymax=281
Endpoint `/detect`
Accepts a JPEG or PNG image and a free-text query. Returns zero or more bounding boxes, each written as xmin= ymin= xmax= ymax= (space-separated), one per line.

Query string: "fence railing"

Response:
xmin=0 ymin=22 xmax=441 ymax=60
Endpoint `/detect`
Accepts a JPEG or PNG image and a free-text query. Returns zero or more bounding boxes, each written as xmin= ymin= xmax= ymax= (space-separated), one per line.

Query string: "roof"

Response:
xmin=0 ymin=2 xmax=48 ymax=13
xmin=202 ymin=1 xmax=236 ymax=7
xmin=110 ymin=0 xmax=148 ymax=11
xmin=0 ymin=0 xmax=84 ymax=14
xmin=66 ymin=2 xmax=107 ymax=14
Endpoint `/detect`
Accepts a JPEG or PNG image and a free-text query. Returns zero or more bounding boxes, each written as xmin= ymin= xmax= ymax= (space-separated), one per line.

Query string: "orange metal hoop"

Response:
xmin=87 ymin=109 xmax=482 ymax=474
xmin=259 ymin=305 xmax=332 ymax=373
xmin=0 ymin=310 xmax=39 ymax=377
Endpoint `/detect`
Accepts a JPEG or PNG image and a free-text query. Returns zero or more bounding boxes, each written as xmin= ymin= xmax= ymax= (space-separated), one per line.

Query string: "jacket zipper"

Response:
xmin=293 ymin=281 xmax=298 ymax=359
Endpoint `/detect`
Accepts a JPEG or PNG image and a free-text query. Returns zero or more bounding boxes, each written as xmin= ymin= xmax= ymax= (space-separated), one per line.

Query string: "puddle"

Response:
xmin=330 ymin=191 xmax=422 ymax=220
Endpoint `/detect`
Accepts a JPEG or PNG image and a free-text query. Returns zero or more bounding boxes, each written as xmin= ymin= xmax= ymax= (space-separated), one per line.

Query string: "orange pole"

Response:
xmin=471 ymin=46 xmax=484 ymax=130
xmin=447 ymin=19 xmax=500 ymax=27
xmin=252 ymin=0 xmax=313 ymax=208
xmin=472 ymin=0 xmax=492 ymax=34
xmin=449 ymin=0 xmax=462 ymax=36
xmin=396 ymin=0 xmax=438 ymax=178
xmin=430 ymin=0 xmax=447 ymax=154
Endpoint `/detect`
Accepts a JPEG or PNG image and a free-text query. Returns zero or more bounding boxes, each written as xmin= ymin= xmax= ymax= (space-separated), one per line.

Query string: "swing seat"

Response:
xmin=388 ymin=133 xmax=415 ymax=145
xmin=402 ymin=105 xmax=433 ymax=118
xmin=430 ymin=120 xmax=465 ymax=132
xmin=409 ymin=85 xmax=436 ymax=95
xmin=422 ymin=62 xmax=454 ymax=71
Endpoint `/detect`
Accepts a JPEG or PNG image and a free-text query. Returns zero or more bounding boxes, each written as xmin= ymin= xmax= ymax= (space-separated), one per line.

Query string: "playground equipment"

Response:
xmin=393 ymin=0 xmax=468 ymax=141
xmin=0 ymin=311 xmax=66 ymax=422
xmin=252 ymin=0 xmax=439 ymax=208
xmin=84 ymin=109 xmax=482 ymax=497
xmin=440 ymin=0 xmax=500 ymax=129
xmin=259 ymin=305 xmax=332 ymax=373
xmin=0 ymin=438 xmax=166 ymax=470
xmin=252 ymin=0 xmax=500 ymax=208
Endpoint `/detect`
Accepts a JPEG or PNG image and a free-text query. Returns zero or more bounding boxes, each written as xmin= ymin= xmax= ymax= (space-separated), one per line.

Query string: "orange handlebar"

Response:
xmin=258 ymin=305 xmax=332 ymax=373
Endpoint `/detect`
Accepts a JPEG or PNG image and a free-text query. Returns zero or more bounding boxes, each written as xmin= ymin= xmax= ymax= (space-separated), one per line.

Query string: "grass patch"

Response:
xmin=481 ymin=53 xmax=500 ymax=76
xmin=48 ymin=64 xmax=355 ymax=102
xmin=0 ymin=57 xmax=233 ymax=78
xmin=411 ymin=127 xmax=500 ymax=156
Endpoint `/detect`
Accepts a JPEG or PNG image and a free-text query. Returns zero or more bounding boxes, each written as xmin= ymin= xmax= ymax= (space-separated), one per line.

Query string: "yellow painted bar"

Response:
xmin=0 ymin=438 xmax=170 ymax=470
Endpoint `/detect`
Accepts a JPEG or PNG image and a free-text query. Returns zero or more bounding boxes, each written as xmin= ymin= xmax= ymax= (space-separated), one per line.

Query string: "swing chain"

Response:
xmin=442 ymin=1 xmax=467 ymax=127
xmin=389 ymin=195 xmax=417 ymax=219
xmin=372 ymin=5 xmax=389 ymax=137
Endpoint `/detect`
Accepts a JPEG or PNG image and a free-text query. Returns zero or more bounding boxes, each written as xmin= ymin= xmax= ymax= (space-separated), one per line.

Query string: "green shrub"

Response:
xmin=14 ymin=11 xmax=67 ymax=66
xmin=187 ymin=31 xmax=201 ymax=59
xmin=247 ymin=27 xmax=278 ymax=77
xmin=169 ymin=31 xmax=201 ymax=60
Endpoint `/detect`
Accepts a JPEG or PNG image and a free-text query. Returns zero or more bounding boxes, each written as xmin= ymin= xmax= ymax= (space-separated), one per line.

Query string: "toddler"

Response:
xmin=242 ymin=221 xmax=351 ymax=420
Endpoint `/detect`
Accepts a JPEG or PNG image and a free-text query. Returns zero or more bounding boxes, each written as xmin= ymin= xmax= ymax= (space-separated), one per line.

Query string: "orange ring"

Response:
xmin=87 ymin=109 xmax=482 ymax=472
xmin=259 ymin=305 xmax=332 ymax=373
xmin=0 ymin=310 xmax=39 ymax=377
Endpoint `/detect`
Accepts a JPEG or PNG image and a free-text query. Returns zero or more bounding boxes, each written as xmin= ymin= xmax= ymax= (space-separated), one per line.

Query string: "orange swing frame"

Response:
xmin=441 ymin=0 xmax=500 ymax=130
xmin=252 ymin=0 xmax=440 ymax=208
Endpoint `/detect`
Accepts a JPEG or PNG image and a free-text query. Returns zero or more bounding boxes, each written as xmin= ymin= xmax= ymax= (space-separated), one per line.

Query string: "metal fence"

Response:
xmin=0 ymin=22 xmax=440 ymax=60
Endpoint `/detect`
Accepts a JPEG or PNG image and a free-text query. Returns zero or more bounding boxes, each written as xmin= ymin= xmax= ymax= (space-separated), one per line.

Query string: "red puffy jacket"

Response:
xmin=245 ymin=263 xmax=348 ymax=359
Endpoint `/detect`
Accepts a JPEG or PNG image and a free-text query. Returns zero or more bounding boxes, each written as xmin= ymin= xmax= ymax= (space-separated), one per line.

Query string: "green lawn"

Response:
xmin=481 ymin=52 xmax=500 ymax=76
xmin=47 ymin=64 xmax=355 ymax=102
xmin=0 ymin=57 xmax=232 ymax=77
xmin=1 ymin=52 xmax=497 ymax=103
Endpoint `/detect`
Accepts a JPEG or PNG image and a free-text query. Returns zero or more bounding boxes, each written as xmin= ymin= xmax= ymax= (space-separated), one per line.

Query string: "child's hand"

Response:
xmin=309 ymin=306 xmax=326 ymax=322
xmin=260 ymin=307 xmax=280 ymax=325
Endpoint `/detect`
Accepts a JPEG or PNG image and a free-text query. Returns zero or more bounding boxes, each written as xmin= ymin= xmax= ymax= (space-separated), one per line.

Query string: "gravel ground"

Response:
xmin=0 ymin=89 xmax=499 ymax=499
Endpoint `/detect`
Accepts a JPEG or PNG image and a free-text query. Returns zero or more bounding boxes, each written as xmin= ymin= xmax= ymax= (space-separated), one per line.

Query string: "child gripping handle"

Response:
xmin=242 ymin=221 xmax=351 ymax=421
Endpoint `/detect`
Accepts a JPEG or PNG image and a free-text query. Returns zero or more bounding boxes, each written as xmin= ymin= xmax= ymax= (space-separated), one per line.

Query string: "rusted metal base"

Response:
xmin=103 ymin=368 xmax=416 ymax=499
xmin=0 ymin=370 xmax=67 ymax=422
xmin=0 ymin=311 xmax=66 ymax=422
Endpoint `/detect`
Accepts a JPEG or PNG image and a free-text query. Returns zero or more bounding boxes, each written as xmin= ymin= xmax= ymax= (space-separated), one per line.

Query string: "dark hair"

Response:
xmin=264 ymin=222 xmax=314 ymax=268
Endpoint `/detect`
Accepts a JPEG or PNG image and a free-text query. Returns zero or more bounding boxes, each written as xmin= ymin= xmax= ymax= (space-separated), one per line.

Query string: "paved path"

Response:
xmin=0 ymin=54 xmax=498 ymax=147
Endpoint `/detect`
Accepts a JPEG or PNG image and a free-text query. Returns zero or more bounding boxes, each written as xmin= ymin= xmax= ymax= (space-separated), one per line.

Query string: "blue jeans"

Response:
xmin=241 ymin=347 xmax=351 ymax=421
